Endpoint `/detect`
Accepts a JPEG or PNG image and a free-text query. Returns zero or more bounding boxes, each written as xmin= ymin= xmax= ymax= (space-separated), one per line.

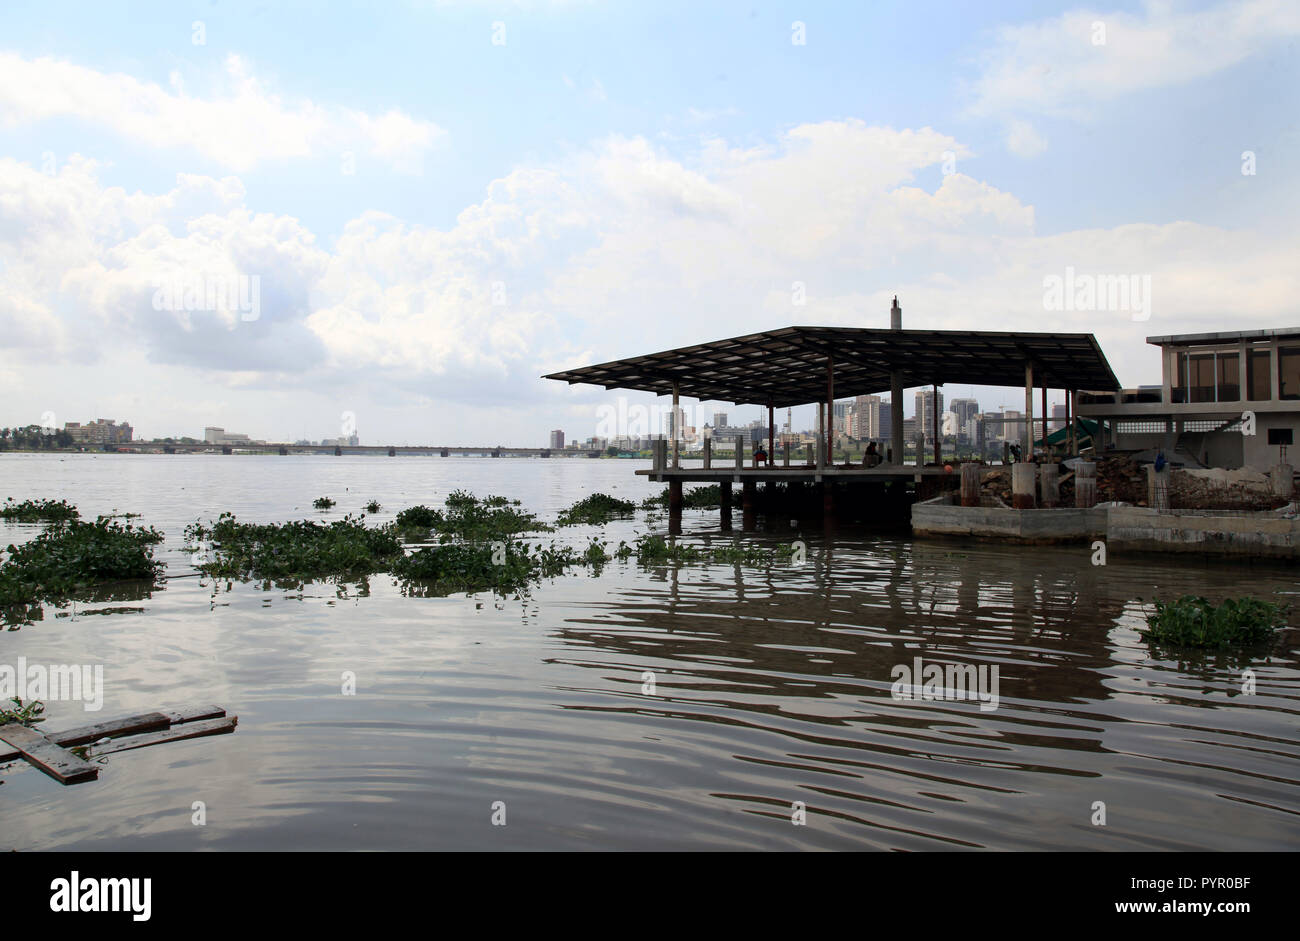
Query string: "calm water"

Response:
xmin=1 ymin=453 xmax=1297 ymax=850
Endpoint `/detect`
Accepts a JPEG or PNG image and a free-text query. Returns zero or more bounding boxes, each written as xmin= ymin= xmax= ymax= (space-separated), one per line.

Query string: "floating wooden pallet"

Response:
xmin=0 ymin=704 xmax=237 ymax=785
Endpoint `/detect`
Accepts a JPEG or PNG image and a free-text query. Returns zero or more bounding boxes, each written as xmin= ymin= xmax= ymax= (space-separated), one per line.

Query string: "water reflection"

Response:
xmin=0 ymin=455 xmax=1296 ymax=850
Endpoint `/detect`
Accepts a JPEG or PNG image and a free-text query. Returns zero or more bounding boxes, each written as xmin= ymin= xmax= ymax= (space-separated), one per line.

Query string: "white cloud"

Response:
xmin=0 ymin=52 xmax=445 ymax=173
xmin=1005 ymin=118 xmax=1048 ymax=158
xmin=968 ymin=0 xmax=1300 ymax=155
xmin=4 ymin=120 xmax=1300 ymax=439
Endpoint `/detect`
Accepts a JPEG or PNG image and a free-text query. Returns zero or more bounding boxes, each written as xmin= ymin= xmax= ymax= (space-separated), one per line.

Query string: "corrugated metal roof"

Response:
xmin=544 ymin=325 xmax=1120 ymax=407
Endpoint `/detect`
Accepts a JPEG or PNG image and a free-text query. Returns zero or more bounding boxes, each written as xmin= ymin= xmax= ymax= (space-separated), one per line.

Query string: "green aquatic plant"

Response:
xmin=628 ymin=534 xmax=799 ymax=566
xmin=0 ymin=517 xmax=165 ymax=610
xmin=0 ymin=697 xmax=45 ymax=726
xmin=185 ymin=513 xmax=403 ymax=582
xmin=640 ymin=484 xmax=741 ymax=510
xmin=1141 ymin=595 xmax=1286 ymax=649
xmin=393 ymin=538 xmax=610 ymax=597
xmin=0 ymin=498 xmax=80 ymax=523
xmin=364 ymin=500 xmax=382 ymax=514
xmin=396 ymin=492 xmax=549 ymax=541
xmin=312 ymin=497 xmax=336 ymax=510
xmin=556 ymin=493 xmax=637 ymax=526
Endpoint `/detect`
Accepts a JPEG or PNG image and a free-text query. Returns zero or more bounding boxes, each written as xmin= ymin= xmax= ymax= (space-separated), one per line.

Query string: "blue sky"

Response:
xmin=1 ymin=0 xmax=1297 ymax=444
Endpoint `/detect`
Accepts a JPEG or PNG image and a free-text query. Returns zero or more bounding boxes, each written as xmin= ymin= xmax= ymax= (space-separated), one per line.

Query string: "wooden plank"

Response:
xmin=49 ymin=712 xmax=170 ymax=748
xmin=1 ymin=706 xmax=229 ymax=762
xmin=87 ymin=716 xmax=237 ymax=757
xmin=161 ymin=705 xmax=226 ymax=725
xmin=0 ymin=723 xmax=99 ymax=784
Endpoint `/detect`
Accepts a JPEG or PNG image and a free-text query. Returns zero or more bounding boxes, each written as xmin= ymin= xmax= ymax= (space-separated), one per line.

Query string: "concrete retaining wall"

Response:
xmin=911 ymin=499 xmax=1107 ymax=542
xmin=912 ymin=498 xmax=1300 ymax=559
xmin=1106 ymin=506 xmax=1300 ymax=558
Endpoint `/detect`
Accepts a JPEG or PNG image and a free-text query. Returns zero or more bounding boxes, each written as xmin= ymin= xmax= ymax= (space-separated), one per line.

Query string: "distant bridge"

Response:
xmin=109 ymin=442 xmax=606 ymax=458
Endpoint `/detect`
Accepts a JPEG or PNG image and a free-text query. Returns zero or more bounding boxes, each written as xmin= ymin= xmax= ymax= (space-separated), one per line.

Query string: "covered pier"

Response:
xmin=544 ymin=300 xmax=1120 ymax=532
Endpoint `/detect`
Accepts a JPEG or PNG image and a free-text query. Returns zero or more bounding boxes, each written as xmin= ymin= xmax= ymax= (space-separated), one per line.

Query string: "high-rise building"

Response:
xmin=1002 ymin=410 xmax=1022 ymax=443
xmin=851 ymin=394 xmax=885 ymax=439
xmin=712 ymin=411 xmax=728 ymax=429
xmin=664 ymin=407 xmax=686 ymax=441
xmin=549 ymin=429 xmax=565 ymax=449
xmin=950 ymin=398 xmax=979 ymax=433
xmin=915 ymin=389 xmax=945 ymax=442
xmin=1051 ymin=403 xmax=1068 ymax=432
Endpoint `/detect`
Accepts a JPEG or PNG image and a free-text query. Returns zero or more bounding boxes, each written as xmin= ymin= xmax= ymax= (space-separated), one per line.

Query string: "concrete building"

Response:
xmin=950 ymin=398 xmax=979 ymax=440
xmin=1077 ymin=326 xmax=1300 ymax=471
xmin=549 ymin=429 xmax=565 ymax=450
xmin=64 ymin=419 xmax=132 ymax=445
xmin=915 ymin=389 xmax=944 ymax=443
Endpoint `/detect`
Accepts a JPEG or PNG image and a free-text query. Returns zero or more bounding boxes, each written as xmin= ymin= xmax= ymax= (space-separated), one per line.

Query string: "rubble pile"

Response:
xmin=973 ymin=456 xmax=1289 ymax=510
xmin=1170 ymin=470 xmax=1287 ymax=511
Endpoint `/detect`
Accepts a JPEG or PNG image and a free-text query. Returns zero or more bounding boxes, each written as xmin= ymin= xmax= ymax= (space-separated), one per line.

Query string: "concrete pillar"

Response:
xmin=783 ymin=440 xmax=790 ymax=466
xmin=822 ymin=481 xmax=835 ymax=524
xmin=932 ymin=385 xmax=941 ymax=465
xmin=1272 ymin=464 xmax=1295 ymax=499
xmin=734 ymin=434 xmax=744 ymax=470
xmin=652 ymin=438 xmax=667 ymax=473
xmin=703 ymin=437 xmax=712 ymax=469
xmin=768 ymin=404 xmax=775 ymax=467
xmin=668 ymin=480 xmax=683 ymax=534
xmin=720 ymin=481 xmax=733 ymax=531
xmin=960 ymin=463 xmax=981 ymax=507
xmin=1147 ymin=465 xmax=1170 ymax=511
xmin=1075 ymin=461 xmax=1097 ymax=508
xmin=890 ymin=296 xmax=904 ymax=466
xmin=1011 ymin=462 xmax=1036 ymax=509
xmin=742 ymin=479 xmax=757 ymax=532
xmin=1023 ymin=362 xmax=1034 ymax=459
xmin=816 ymin=436 xmax=826 ymax=469
xmin=671 ymin=380 xmax=680 ymax=469
xmin=1040 ymin=463 xmax=1060 ymax=508
xmin=915 ymin=434 xmax=925 ymax=467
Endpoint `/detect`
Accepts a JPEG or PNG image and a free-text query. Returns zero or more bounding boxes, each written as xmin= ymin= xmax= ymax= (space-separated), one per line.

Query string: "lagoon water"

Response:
xmin=1 ymin=452 xmax=1297 ymax=850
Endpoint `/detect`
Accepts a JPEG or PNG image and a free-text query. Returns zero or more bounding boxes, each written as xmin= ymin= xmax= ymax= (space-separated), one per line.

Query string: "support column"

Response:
xmin=671 ymin=380 xmax=680 ymax=468
xmin=890 ymin=296 xmax=904 ymax=466
xmin=1023 ymin=362 xmax=1034 ymax=459
xmin=702 ymin=437 xmax=712 ymax=469
xmin=1041 ymin=385 xmax=1048 ymax=456
xmin=1012 ymin=462 xmax=1036 ymax=509
xmin=759 ymin=402 xmax=769 ymax=465
xmin=734 ymin=434 xmax=744 ymax=470
xmin=1040 ymin=462 xmax=1059 ymax=508
xmin=742 ymin=479 xmax=756 ymax=532
xmin=668 ymin=480 xmax=683 ymax=535
xmin=720 ymin=481 xmax=733 ymax=531
xmin=961 ymin=463 xmax=981 ymax=507
xmin=932 ymin=384 xmax=940 ymax=465
xmin=1075 ymin=461 xmax=1097 ymax=508
xmin=826 ymin=357 xmax=834 ymax=465
xmin=822 ymin=480 xmax=835 ymax=527
xmin=1067 ymin=390 xmax=1075 ymax=456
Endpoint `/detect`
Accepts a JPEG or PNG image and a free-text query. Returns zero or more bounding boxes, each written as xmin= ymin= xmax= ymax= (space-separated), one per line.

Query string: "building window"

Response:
xmin=1217 ymin=352 xmax=1240 ymax=401
xmin=1188 ymin=353 xmax=1216 ymax=403
xmin=1280 ymin=347 xmax=1300 ymax=400
xmin=1247 ymin=349 xmax=1272 ymax=401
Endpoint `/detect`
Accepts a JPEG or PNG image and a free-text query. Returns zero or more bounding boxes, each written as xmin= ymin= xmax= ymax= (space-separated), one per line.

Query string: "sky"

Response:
xmin=1 ymin=0 xmax=1297 ymax=445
